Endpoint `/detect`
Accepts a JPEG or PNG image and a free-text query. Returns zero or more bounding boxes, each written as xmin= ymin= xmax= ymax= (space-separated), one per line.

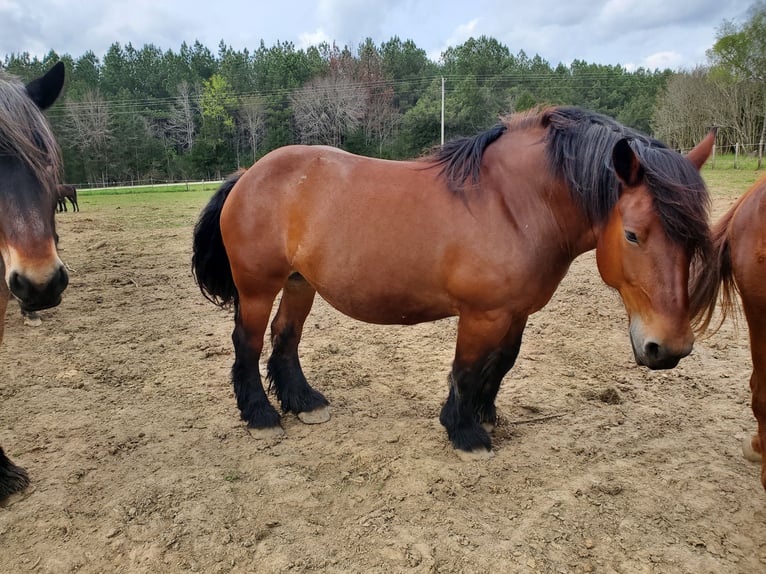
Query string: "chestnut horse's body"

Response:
xmin=692 ymin=173 xmax=766 ymax=491
xmin=193 ymin=107 xmax=714 ymax=459
xmin=0 ymin=63 xmax=68 ymax=500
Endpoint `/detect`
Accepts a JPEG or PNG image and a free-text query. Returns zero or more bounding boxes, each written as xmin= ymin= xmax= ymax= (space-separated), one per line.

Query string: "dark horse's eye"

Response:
xmin=625 ymin=230 xmax=639 ymax=245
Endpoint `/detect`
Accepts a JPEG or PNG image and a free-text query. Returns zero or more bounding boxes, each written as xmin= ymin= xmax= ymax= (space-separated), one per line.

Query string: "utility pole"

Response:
xmin=441 ymin=77 xmax=445 ymax=145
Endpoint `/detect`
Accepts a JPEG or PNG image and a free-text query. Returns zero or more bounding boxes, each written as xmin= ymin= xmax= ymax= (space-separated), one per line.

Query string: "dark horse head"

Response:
xmin=0 ymin=62 xmax=68 ymax=312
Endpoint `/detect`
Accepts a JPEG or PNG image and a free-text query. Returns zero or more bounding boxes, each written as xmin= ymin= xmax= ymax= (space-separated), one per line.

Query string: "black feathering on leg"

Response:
xmin=439 ymin=375 xmax=493 ymax=452
xmin=267 ymin=325 xmax=328 ymax=415
xmin=0 ymin=447 xmax=30 ymax=501
xmin=231 ymin=321 xmax=282 ymax=429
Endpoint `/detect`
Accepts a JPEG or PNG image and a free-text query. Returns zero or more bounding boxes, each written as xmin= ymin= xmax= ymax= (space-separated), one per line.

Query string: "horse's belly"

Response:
xmin=310 ymin=279 xmax=454 ymax=326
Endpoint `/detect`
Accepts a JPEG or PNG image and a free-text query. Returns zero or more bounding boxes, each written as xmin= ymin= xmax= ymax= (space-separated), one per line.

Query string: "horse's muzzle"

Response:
xmin=631 ymin=337 xmax=693 ymax=370
xmin=629 ymin=320 xmax=693 ymax=370
xmin=9 ymin=265 xmax=68 ymax=311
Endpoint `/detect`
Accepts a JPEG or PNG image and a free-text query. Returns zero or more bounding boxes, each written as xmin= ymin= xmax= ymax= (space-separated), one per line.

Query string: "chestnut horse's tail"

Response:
xmin=689 ymin=203 xmax=740 ymax=335
xmin=192 ymin=170 xmax=245 ymax=307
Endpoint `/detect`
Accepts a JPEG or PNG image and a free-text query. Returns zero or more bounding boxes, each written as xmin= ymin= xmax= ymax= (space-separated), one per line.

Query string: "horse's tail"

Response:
xmin=192 ymin=170 xmax=245 ymax=307
xmin=689 ymin=203 xmax=740 ymax=335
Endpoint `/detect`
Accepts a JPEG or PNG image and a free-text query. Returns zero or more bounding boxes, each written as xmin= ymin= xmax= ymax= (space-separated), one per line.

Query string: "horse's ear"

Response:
xmin=25 ymin=61 xmax=65 ymax=111
xmin=685 ymin=127 xmax=717 ymax=170
xmin=612 ymin=138 xmax=644 ymax=188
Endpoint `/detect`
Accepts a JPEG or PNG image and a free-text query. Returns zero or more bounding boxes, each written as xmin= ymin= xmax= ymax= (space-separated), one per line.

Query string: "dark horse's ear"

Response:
xmin=685 ymin=127 xmax=717 ymax=170
xmin=25 ymin=61 xmax=65 ymax=111
xmin=612 ymin=138 xmax=644 ymax=188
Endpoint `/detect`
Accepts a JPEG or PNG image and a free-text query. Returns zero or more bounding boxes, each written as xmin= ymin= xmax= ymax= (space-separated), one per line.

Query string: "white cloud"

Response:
xmin=299 ymin=29 xmax=332 ymax=50
xmin=429 ymin=18 xmax=481 ymax=62
xmin=643 ymin=51 xmax=684 ymax=71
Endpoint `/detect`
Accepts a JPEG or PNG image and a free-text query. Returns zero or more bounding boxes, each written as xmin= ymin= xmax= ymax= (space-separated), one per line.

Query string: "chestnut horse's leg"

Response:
xmin=231 ymin=288 xmax=286 ymax=437
xmin=440 ymin=313 xmax=525 ymax=459
xmin=267 ymin=274 xmax=329 ymax=423
xmin=742 ymin=301 xmax=766 ymax=489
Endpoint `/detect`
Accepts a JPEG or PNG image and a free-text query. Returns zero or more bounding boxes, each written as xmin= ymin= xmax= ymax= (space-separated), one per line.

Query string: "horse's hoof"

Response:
xmin=247 ymin=425 xmax=285 ymax=439
xmin=298 ymin=406 xmax=331 ymax=424
xmin=455 ymin=447 xmax=495 ymax=462
xmin=743 ymin=436 xmax=762 ymax=462
xmin=0 ymin=485 xmax=34 ymax=508
xmin=23 ymin=316 xmax=42 ymax=327
xmin=481 ymin=422 xmax=495 ymax=433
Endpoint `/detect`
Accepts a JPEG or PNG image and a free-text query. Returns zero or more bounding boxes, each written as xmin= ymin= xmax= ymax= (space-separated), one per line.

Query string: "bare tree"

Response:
xmin=708 ymin=74 xmax=762 ymax=148
xmin=64 ymin=89 xmax=112 ymax=184
xmin=291 ymin=75 xmax=366 ymax=147
xmin=167 ymin=81 xmax=198 ymax=152
xmin=238 ymin=95 xmax=266 ymax=164
xmin=364 ymin=85 xmax=400 ymax=156
xmin=652 ymin=68 xmax=727 ymax=151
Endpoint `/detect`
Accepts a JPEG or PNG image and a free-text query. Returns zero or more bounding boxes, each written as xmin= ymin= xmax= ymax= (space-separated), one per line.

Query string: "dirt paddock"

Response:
xmin=1 ymin=190 xmax=765 ymax=573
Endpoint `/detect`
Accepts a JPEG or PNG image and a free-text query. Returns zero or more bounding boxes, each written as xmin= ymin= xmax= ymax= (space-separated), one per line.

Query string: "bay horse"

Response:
xmin=193 ymin=106 xmax=715 ymax=459
xmin=0 ymin=62 xmax=68 ymax=500
xmin=691 ymin=172 xmax=766 ymax=491
xmin=56 ymin=183 xmax=79 ymax=212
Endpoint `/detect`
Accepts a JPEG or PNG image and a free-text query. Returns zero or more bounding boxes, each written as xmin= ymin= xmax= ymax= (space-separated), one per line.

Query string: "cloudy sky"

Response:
xmin=0 ymin=0 xmax=753 ymax=71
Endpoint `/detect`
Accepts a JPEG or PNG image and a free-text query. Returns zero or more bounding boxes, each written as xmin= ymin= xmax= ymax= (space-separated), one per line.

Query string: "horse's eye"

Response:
xmin=625 ymin=230 xmax=639 ymax=245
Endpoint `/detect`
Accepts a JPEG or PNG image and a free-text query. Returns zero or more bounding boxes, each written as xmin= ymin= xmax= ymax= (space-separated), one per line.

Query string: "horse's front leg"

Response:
xmin=474 ymin=320 xmax=526 ymax=433
xmin=742 ymin=308 xmax=766 ymax=491
xmin=439 ymin=310 xmax=524 ymax=460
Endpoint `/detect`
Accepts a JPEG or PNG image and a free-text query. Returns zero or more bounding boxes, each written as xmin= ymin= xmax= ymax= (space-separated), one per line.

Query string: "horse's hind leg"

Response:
xmin=267 ymin=273 xmax=329 ymax=424
xmin=232 ymin=290 xmax=285 ymax=437
xmin=0 ymin=447 xmax=29 ymax=501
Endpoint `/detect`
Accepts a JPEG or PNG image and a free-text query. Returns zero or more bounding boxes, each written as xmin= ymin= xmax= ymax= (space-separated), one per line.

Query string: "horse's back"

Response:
xmin=224 ymin=145 xmax=449 ymax=246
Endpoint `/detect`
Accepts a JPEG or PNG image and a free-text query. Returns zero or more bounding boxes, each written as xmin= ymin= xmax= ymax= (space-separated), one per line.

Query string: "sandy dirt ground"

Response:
xmin=1 ymin=189 xmax=765 ymax=574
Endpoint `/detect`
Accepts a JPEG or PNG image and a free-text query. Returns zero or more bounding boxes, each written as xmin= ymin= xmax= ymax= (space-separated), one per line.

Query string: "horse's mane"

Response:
xmin=429 ymin=105 xmax=711 ymax=261
xmin=0 ymin=70 xmax=61 ymax=197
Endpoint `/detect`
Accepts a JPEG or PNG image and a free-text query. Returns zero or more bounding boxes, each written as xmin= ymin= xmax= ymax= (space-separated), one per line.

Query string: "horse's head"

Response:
xmin=0 ymin=62 xmax=68 ymax=312
xmin=596 ymin=132 xmax=714 ymax=370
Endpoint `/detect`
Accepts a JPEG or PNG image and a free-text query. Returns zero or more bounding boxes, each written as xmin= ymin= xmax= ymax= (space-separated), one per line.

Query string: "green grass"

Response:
xmin=703 ymin=166 xmax=764 ymax=198
xmin=68 ymin=168 xmax=764 ymax=225
xmin=68 ymin=188 xmax=213 ymax=232
xmin=79 ymin=181 xmax=223 ymax=196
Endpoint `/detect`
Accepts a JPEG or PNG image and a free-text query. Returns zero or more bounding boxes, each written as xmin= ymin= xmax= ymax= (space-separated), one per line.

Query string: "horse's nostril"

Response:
xmin=8 ymin=271 xmax=31 ymax=300
xmin=644 ymin=341 xmax=661 ymax=360
xmin=57 ymin=265 xmax=69 ymax=293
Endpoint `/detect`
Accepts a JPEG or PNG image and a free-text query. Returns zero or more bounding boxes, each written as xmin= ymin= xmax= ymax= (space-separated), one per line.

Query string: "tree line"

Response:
xmin=2 ymin=4 xmax=764 ymax=186
xmin=653 ymin=2 xmax=766 ymax=167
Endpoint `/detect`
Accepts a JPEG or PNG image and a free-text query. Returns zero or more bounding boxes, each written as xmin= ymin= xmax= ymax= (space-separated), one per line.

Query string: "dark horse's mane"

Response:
xmin=0 ymin=70 xmax=61 ymax=198
xmin=430 ymin=106 xmax=711 ymax=261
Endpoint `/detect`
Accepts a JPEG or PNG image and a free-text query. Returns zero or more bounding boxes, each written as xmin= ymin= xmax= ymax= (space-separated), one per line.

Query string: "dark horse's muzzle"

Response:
xmin=9 ymin=265 xmax=69 ymax=312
